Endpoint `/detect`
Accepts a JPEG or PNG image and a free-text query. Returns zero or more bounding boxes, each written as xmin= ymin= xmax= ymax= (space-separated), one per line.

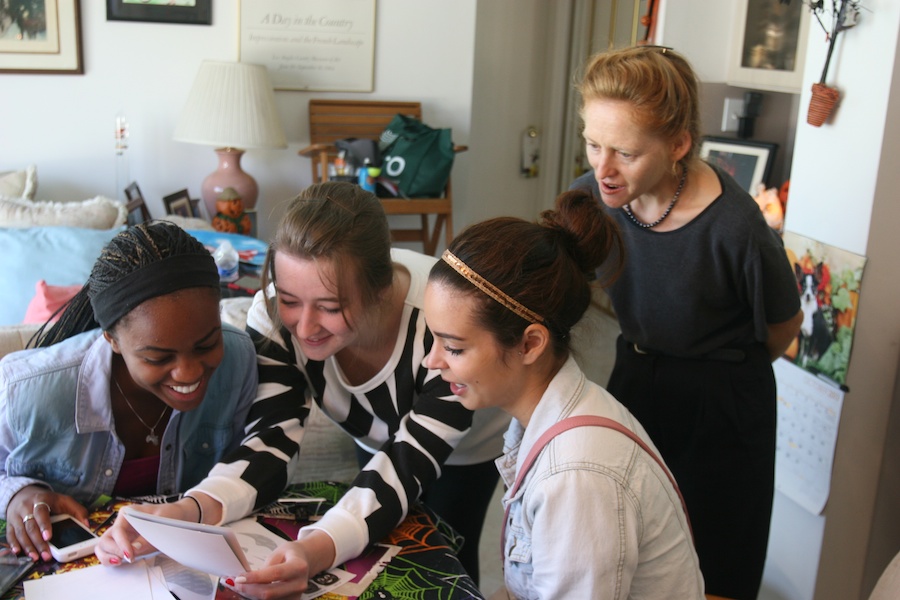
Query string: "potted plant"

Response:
xmin=802 ymin=0 xmax=864 ymax=126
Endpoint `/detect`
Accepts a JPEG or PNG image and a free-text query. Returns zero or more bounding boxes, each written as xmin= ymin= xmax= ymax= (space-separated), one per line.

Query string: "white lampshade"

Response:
xmin=174 ymin=60 xmax=287 ymax=149
xmin=174 ymin=60 xmax=287 ymax=218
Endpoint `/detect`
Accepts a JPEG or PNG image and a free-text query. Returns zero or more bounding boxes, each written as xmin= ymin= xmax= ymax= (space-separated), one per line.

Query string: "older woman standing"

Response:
xmin=570 ymin=46 xmax=802 ymax=600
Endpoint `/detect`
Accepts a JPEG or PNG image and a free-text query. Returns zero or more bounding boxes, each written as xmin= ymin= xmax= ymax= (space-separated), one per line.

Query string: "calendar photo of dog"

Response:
xmin=781 ymin=231 xmax=867 ymax=387
xmin=795 ymin=262 xmax=833 ymax=368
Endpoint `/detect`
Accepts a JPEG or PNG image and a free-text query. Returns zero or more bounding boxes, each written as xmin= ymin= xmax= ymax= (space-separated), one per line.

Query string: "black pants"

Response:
xmin=355 ymin=446 xmax=499 ymax=586
xmin=608 ymin=335 xmax=776 ymax=600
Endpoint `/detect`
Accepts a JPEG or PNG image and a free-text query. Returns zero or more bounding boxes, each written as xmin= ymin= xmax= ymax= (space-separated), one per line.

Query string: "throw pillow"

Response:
xmin=22 ymin=280 xmax=83 ymax=324
xmin=0 ymin=195 xmax=127 ymax=229
xmin=0 ymin=165 xmax=37 ymax=199
xmin=0 ymin=226 xmax=120 ymax=326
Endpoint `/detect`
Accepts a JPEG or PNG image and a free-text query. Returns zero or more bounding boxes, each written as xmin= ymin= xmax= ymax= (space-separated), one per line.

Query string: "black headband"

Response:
xmin=90 ymin=253 xmax=219 ymax=330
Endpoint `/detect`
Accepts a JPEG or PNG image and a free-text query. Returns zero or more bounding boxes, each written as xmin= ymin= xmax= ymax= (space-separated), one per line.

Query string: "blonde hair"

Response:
xmin=576 ymin=46 xmax=701 ymax=165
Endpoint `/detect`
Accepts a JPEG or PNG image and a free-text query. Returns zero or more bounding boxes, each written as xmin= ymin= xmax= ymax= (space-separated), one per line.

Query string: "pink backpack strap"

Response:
xmin=501 ymin=415 xmax=693 ymax=564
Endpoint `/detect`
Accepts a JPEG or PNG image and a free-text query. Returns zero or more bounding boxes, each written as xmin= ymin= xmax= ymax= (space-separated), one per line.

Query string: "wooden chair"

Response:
xmin=298 ymin=99 xmax=466 ymax=256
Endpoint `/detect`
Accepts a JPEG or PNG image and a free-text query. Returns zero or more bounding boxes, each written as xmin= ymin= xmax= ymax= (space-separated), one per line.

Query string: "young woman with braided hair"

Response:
xmin=0 ymin=221 xmax=257 ymax=563
xmin=423 ymin=190 xmax=704 ymax=599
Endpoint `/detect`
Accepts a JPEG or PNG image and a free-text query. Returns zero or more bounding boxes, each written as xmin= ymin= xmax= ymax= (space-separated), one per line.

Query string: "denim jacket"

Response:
xmin=0 ymin=324 xmax=257 ymax=517
xmin=496 ymin=357 xmax=704 ymax=599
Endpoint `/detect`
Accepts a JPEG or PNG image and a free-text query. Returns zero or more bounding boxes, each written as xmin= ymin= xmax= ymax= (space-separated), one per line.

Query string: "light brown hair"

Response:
xmin=261 ymin=182 xmax=393 ymax=330
xmin=577 ymin=45 xmax=701 ymax=165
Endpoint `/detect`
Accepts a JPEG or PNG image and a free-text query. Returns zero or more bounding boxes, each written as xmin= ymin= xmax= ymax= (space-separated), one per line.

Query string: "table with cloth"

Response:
xmin=0 ymin=481 xmax=483 ymax=600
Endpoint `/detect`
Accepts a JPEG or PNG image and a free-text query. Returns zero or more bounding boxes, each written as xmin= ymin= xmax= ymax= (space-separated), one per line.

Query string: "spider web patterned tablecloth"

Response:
xmin=0 ymin=481 xmax=483 ymax=600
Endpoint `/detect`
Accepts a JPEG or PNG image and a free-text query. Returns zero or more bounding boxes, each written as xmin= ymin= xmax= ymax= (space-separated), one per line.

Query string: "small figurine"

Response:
xmin=212 ymin=187 xmax=252 ymax=235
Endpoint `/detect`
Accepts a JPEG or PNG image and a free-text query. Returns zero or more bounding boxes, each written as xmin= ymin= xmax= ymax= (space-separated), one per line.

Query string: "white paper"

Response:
xmin=23 ymin=561 xmax=157 ymax=600
xmin=121 ymin=507 xmax=248 ymax=577
xmin=153 ymin=555 xmax=218 ymax=600
xmin=773 ymin=358 xmax=845 ymax=514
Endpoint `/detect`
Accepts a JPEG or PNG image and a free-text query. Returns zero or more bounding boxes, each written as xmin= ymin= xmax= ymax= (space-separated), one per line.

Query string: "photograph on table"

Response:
xmin=124 ymin=182 xmax=151 ymax=226
xmin=163 ymin=189 xmax=196 ymax=218
xmin=781 ymin=230 xmax=867 ymax=387
xmin=700 ymin=136 xmax=778 ymax=195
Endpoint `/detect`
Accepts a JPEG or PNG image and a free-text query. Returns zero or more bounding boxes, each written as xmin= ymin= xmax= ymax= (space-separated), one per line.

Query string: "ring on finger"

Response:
xmin=22 ymin=514 xmax=35 ymax=524
xmin=33 ymin=502 xmax=50 ymax=514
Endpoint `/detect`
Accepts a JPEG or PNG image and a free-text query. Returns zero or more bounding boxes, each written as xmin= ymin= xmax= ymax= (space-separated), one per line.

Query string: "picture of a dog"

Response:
xmin=795 ymin=263 xmax=833 ymax=367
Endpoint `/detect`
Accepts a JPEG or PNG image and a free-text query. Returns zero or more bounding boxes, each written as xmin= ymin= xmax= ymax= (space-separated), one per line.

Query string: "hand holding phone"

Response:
xmin=48 ymin=514 xmax=99 ymax=562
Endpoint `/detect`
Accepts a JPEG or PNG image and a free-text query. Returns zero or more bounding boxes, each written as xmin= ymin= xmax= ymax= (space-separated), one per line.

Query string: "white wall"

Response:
xmin=0 ymin=0 xmax=479 ymax=242
xmin=665 ymin=1 xmax=900 ymax=599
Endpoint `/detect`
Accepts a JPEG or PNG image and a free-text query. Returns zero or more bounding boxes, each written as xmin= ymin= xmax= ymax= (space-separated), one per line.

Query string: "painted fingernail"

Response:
xmin=42 ymin=530 xmax=51 ymax=541
xmin=225 ymin=578 xmax=235 ymax=586
xmin=109 ymin=556 xmax=120 ymax=565
xmin=41 ymin=551 xmax=51 ymax=561
xmin=123 ymin=550 xmax=131 ymax=560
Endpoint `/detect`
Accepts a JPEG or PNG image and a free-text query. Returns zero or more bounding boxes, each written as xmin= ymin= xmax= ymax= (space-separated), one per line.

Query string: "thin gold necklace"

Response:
xmin=622 ymin=165 xmax=688 ymax=229
xmin=113 ymin=377 xmax=169 ymax=446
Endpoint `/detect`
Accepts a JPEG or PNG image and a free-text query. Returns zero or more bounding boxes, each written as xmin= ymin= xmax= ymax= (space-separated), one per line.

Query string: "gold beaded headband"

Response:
xmin=441 ymin=250 xmax=544 ymax=324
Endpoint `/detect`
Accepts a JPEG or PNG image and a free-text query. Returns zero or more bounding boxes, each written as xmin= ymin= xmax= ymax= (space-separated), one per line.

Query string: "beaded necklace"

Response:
xmin=622 ymin=165 xmax=687 ymax=229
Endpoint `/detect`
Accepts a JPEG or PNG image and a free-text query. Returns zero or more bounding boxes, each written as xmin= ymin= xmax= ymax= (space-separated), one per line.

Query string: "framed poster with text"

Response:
xmin=238 ymin=0 xmax=375 ymax=92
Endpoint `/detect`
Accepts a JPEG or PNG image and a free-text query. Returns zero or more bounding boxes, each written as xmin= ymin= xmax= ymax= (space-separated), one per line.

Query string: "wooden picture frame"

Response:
xmin=700 ymin=137 xmax=778 ymax=195
xmin=0 ymin=0 xmax=83 ymax=75
xmin=727 ymin=0 xmax=810 ymax=94
xmin=106 ymin=0 xmax=212 ymax=25
xmin=163 ymin=189 xmax=195 ymax=218
xmin=124 ymin=182 xmax=151 ymax=226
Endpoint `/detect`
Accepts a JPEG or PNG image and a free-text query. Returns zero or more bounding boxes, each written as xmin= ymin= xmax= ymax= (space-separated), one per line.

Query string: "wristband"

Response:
xmin=183 ymin=494 xmax=203 ymax=524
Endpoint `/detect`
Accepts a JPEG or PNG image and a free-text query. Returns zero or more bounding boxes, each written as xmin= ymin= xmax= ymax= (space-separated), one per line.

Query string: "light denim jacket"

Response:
xmin=0 ymin=324 xmax=257 ymax=518
xmin=496 ymin=357 xmax=704 ymax=600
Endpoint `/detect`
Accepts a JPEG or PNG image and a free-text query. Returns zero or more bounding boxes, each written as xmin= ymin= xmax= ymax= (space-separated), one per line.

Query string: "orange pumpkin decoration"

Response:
xmin=212 ymin=187 xmax=252 ymax=235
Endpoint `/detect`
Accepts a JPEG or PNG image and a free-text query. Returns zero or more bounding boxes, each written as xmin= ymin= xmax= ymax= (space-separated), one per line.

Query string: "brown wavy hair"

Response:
xmin=429 ymin=189 xmax=624 ymax=358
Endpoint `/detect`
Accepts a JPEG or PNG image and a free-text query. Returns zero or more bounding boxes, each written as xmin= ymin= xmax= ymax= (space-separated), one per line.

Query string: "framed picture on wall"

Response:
xmin=238 ymin=0 xmax=376 ymax=91
xmin=106 ymin=0 xmax=212 ymax=25
xmin=727 ymin=0 xmax=811 ymax=93
xmin=700 ymin=137 xmax=778 ymax=195
xmin=0 ymin=0 xmax=83 ymax=75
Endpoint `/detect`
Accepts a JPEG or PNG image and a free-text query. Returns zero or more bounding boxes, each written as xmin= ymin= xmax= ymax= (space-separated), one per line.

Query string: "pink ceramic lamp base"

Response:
xmin=201 ymin=147 xmax=259 ymax=219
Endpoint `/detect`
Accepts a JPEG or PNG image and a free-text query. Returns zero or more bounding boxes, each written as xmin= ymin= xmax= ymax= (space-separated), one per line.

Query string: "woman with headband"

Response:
xmin=424 ymin=190 xmax=704 ymax=599
xmin=100 ymin=182 xmax=509 ymax=597
xmin=0 ymin=221 xmax=257 ymax=563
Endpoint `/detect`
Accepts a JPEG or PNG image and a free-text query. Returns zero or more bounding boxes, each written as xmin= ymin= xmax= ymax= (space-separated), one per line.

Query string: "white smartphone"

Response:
xmin=48 ymin=514 xmax=99 ymax=562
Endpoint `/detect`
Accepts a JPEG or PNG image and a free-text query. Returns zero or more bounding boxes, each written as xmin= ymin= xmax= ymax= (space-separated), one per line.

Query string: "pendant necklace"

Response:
xmin=622 ymin=165 xmax=688 ymax=229
xmin=113 ymin=377 xmax=168 ymax=446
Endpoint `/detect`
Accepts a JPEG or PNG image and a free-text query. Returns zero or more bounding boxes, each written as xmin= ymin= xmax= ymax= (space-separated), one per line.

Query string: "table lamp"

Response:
xmin=174 ymin=60 xmax=287 ymax=218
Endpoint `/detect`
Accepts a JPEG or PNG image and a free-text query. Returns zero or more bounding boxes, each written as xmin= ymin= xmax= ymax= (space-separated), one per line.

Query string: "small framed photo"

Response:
xmin=106 ymin=0 xmax=212 ymax=25
xmin=163 ymin=189 xmax=195 ymax=218
xmin=700 ymin=137 xmax=778 ymax=195
xmin=727 ymin=0 xmax=810 ymax=93
xmin=124 ymin=182 xmax=151 ymax=226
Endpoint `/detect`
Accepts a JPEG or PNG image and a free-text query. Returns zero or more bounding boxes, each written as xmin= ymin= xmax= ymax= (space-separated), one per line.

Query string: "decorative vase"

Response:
xmin=201 ymin=148 xmax=259 ymax=219
xmin=807 ymin=83 xmax=840 ymax=127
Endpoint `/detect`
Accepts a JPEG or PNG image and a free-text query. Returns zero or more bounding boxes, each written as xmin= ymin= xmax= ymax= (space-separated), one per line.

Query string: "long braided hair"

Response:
xmin=29 ymin=222 xmax=214 ymax=348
